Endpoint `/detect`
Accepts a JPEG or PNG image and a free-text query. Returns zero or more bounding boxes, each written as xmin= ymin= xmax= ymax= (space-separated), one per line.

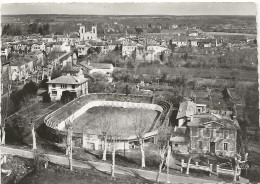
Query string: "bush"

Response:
xmin=42 ymin=92 xmax=51 ymax=103
xmin=22 ymin=81 xmax=38 ymax=96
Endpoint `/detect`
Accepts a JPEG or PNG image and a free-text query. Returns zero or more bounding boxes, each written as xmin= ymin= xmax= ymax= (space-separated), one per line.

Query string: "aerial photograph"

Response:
xmin=0 ymin=2 xmax=259 ymax=184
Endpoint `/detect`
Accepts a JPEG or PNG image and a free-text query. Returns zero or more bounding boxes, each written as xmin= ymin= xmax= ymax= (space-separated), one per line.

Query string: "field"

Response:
xmin=136 ymin=65 xmax=258 ymax=82
xmin=70 ymin=106 xmax=159 ymax=137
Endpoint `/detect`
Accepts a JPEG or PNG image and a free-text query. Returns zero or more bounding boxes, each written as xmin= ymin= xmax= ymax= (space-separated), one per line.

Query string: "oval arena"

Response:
xmin=44 ymin=93 xmax=172 ymax=151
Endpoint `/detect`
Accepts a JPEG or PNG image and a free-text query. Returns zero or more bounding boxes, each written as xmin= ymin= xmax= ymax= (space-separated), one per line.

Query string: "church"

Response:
xmin=79 ymin=24 xmax=97 ymax=41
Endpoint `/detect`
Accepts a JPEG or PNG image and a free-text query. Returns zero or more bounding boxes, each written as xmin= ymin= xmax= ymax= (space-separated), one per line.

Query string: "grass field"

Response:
xmin=71 ymin=107 xmax=159 ymax=137
xmin=136 ymin=65 xmax=258 ymax=82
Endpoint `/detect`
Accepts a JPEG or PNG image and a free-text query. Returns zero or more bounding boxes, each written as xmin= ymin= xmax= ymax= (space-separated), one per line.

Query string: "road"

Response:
xmin=1 ymin=145 xmax=222 ymax=183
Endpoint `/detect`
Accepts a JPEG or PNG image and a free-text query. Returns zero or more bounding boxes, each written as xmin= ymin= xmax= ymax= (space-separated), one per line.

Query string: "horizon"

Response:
xmin=1 ymin=2 xmax=257 ymax=16
xmin=2 ymin=14 xmax=257 ymax=17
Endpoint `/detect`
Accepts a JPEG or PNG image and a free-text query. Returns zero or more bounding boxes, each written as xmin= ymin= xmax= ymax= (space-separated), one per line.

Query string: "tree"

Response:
xmin=24 ymin=96 xmax=40 ymax=150
xmin=156 ymin=125 xmax=172 ymax=182
xmin=108 ymin=116 xmax=123 ymax=179
xmin=98 ymin=109 xmax=112 ymax=161
xmin=65 ymin=114 xmax=74 ymax=171
xmin=135 ymin=28 xmax=143 ymax=35
xmin=12 ymin=116 xmax=26 ymax=144
xmin=133 ymin=110 xmax=153 ymax=167
xmin=1 ymin=83 xmax=12 ymax=145
xmin=22 ymin=81 xmax=38 ymax=97
xmin=42 ymin=92 xmax=51 ymax=103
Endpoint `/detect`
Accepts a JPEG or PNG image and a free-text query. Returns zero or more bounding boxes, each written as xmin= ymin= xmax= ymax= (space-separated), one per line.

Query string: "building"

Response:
xmin=171 ymin=36 xmax=188 ymax=47
xmin=172 ymin=100 xmax=240 ymax=157
xmin=76 ymin=42 xmax=92 ymax=56
xmin=47 ymin=75 xmax=88 ymax=101
xmin=122 ymin=41 xmax=137 ymax=56
xmin=79 ymin=24 xmax=97 ymax=41
xmin=187 ymin=114 xmax=239 ymax=157
xmin=31 ymin=42 xmax=46 ymax=52
xmin=89 ymin=63 xmax=114 ymax=76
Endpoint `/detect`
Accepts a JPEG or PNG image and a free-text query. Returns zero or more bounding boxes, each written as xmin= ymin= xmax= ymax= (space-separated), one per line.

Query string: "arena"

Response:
xmin=44 ymin=93 xmax=172 ymax=151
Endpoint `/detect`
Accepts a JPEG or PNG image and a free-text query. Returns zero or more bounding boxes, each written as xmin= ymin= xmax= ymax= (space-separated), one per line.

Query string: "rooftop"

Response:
xmin=89 ymin=63 xmax=113 ymax=69
xmin=176 ymin=100 xmax=197 ymax=119
xmin=47 ymin=75 xmax=87 ymax=85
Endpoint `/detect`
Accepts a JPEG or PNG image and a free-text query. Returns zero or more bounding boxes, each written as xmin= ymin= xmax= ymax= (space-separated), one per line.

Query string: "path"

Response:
xmin=1 ymin=145 xmax=222 ymax=183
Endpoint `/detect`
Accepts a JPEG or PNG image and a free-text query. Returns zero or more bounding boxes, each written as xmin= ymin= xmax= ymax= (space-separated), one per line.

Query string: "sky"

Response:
xmin=1 ymin=2 xmax=257 ymax=16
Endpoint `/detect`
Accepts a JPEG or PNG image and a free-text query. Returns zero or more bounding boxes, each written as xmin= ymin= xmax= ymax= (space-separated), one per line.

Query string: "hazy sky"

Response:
xmin=1 ymin=2 xmax=257 ymax=16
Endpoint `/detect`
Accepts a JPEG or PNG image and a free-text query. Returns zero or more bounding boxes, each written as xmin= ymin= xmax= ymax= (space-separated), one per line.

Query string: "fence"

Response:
xmin=216 ymin=165 xmax=241 ymax=179
xmin=181 ymin=159 xmax=241 ymax=179
xmin=181 ymin=159 xmax=212 ymax=176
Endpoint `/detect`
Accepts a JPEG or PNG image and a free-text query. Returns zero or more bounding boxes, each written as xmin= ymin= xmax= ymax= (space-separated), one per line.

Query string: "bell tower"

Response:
xmin=79 ymin=25 xmax=85 ymax=41
xmin=92 ymin=25 xmax=97 ymax=39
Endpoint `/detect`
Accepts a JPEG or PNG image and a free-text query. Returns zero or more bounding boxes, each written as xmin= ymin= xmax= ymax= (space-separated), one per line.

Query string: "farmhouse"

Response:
xmin=172 ymin=100 xmax=240 ymax=157
xmin=47 ymin=75 xmax=88 ymax=101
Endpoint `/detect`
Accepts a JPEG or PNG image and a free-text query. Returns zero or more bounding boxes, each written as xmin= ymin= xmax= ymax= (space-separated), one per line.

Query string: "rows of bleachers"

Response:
xmin=153 ymin=99 xmax=173 ymax=127
xmin=45 ymin=93 xmax=172 ymax=130
xmin=45 ymin=93 xmax=152 ymax=129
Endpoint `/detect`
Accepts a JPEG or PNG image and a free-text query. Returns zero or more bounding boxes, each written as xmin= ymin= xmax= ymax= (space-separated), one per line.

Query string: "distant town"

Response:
xmin=1 ymin=12 xmax=259 ymax=184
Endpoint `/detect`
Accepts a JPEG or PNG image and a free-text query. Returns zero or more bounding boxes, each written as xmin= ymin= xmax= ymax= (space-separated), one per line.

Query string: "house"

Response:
xmin=122 ymin=41 xmax=137 ymax=56
xmin=31 ymin=42 xmax=46 ymax=52
xmin=47 ymin=75 xmax=88 ymax=101
xmin=197 ymin=39 xmax=217 ymax=48
xmin=187 ymin=114 xmax=239 ymax=157
xmin=90 ymin=41 xmax=108 ymax=54
xmin=176 ymin=101 xmax=197 ymax=127
xmin=79 ymin=24 xmax=97 ymax=41
xmin=89 ymin=63 xmax=114 ymax=76
xmin=171 ymin=36 xmax=188 ymax=47
xmin=61 ymin=66 xmax=84 ymax=77
xmin=76 ymin=42 xmax=92 ymax=56
xmin=107 ymin=40 xmax=122 ymax=51
xmin=42 ymin=35 xmax=54 ymax=43
xmin=172 ymin=100 xmax=240 ymax=157
xmin=79 ymin=61 xmax=94 ymax=75
xmin=9 ymin=57 xmax=34 ymax=81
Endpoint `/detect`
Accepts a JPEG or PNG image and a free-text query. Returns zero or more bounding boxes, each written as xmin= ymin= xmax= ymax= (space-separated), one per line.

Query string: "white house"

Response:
xmin=47 ymin=75 xmax=88 ymax=101
xmin=122 ymin=42 xmax=137 ymax=56
xmin=31 ymin=43 xmax=45 ymax=52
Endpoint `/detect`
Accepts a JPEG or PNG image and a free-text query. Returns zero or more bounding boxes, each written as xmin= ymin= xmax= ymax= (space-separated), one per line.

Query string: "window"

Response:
xmin=72 ymin=84 xmax=75 ymax=89
xmin=229 ymin=130 xmax=235 ymax=139
xmin=223 ymin=143 xmax=228 ymax=151
xmin=52 ymin=84 xmax=56 ymax=88
xmin=203 ymin=128 xmax=210 ymax=137
xmin=61 ymin=84 xmax=67 ymax=89
xmin=191 ymin=127 xmax=198 ymax=137
xmin=198 ymin=141 xmax=203 ymax=149
xmin=216 ymin=129 xmax=223 ymax=138
xmin=52 ymin=91 xmax=57 ymax=96
xmin=224 ymin=130 xmax=229 ymax=139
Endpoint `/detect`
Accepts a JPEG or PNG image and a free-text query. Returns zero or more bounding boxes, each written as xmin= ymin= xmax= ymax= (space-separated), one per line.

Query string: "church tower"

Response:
xmin=79 ymin=25 xmax=85 ymax=41
xmin=91 ymin=25 xmax=97 ymax=39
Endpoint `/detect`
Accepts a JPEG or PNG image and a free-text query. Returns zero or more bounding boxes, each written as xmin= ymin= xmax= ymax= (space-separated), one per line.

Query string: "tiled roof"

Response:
xmin=61 ymin=66 xmax=81 ymax=73
xmin=79 ymin=61 xmax=94 ymax=70
xmin=187 ymin=114 xmax=239 ymax=129
xmin=47 ymin=75 xmax=87 ymax=85
xmin=89 ymin=63 xmax=113 ymax=69
xmin=176 ymin=101 xmax=197 ymax=119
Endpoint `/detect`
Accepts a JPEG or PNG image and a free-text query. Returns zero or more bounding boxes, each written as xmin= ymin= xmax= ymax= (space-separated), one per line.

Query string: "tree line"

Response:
xmin=2 ymin=23 xmax=50 ymax=36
